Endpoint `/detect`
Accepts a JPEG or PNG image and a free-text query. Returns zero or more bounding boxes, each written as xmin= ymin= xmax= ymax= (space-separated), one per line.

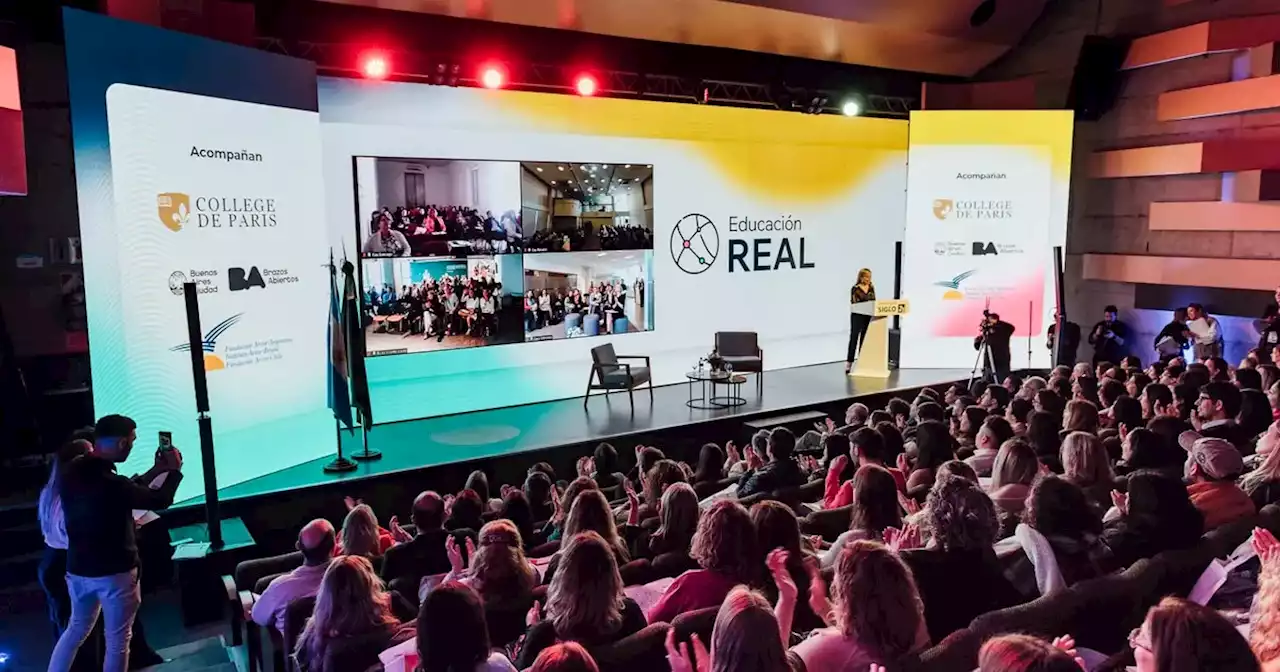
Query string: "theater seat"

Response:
xmin=651 ymin=551 xmax=698 ymax=580
xmin=800 ymin=505 xmax=853 ymax=541
xmin=693 ymin=476 xmax=739 ymax=499
xmin=587 ymin=623 xmax=670 ymax=672
xmin=619 ymin=558 xmax=655 ymax=586
xmin=282 ymin=596 xmax=317 ymax=670
xmin=670 ymin=606 xmax=718 ymax=647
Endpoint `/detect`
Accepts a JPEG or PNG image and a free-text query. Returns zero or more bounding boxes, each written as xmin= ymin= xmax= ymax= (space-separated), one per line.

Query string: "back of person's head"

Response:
xmin=869 ymin=410 xmax=894 ymax=427
xmin=529 ymin=642 xmax=600 ymax=672
xmin=851 ymin=464 xmax=902 ymax=537
xmin=1260 ymin=364 xmax=1280 ymax=392
xmin=887 ymin=397 xmax=912 ymax=422
xmin=1145 ymin=597 xmax=1260 ymax=672
xmin=1113 ymin=396 xmax=1143 ymax=432
xmin=1146 ymin=415 xmax=1187 ymax=448
xmin=873 ymin=422 xmax=905 ymax=465
xmin=1026 ymin=411 xmax=1062 ymax=459
xmin=916 ymin=401 xmax=946 ymax=424
xmin=1172 ymin=382 xmax=1199 ymax=421
xmin=849 ymin=426 xmax=885 ymax=463
xmin=298 ymin=519 xmax=338 ymax=565
xmin=925 ymin=474 xmax=999 ymax=551
xmin=709 ymin=586 xmax=788 ymax=672
xmin=1122 ymin=428 xmax=1173 ymax=471
xmin=914 ymin=420 xmax=955 ymax=471
xmin=1050 ymin=377 xmax=1073 ymax=401
xmin=1024 ymin=475 xmax=1102 ymax=539
xmin=1181 ymin=366 xmax=1210 ymax=390
xmin=961 ymin=406 xmax=989 ymax=438
xmin=1036 ymin=389 xmax=1066 ymax=418
xmin=412 ymin=491 xmax=446 ymax=531
xmin=638 ymin=446 xmax=665 ymax=476
xmin=559 ymin=477 xmax=598 ymax=520
xmin=565 ymin=489 xmax=623 ymax=556
xmin=644 ymin=459 xmax=687 ymax=507
xmin=846 ymin=402 xmax=871 ymax=425
xmin=1008 ymin=398 xmax=1033 ymax=425
xmin=1239 ymin=388 xmax=1272 ymax=439
xmin=992 ymin=439 xmax=1040 ymax=489
xmin=1061 ymin=431 xmax=1113 ymax=488
xmin=767 ymin=427 xmax=796 ymax=461
xmin=978 ymin=634 xmax=1083 ymax=672
xmin=654 ymin=482 xmax=699 ymax=553
xmin=1124 ymin=470 xmax=1203 ymax=536
xmin=1236 ymin=367 xmax=1263 ymax=391
xmin=40 ymin=438 xmax=90 ymax=531
xmin=499 ymin=489 xmax=534 ymax=541
xmin=691 ymin=500 xmax=758 ymax=584
xmin=464 ymin=470 xmax=490 ymax=503
xmin=529 ymin=462 xmax=557 ymax=482
xmin=796 ymin=429 xmax=823 ymax=454
xmin=593 ymin=442 xmax=619 ymax=473
xmin=417 ymin=582 xmax=490 ymax=672
xmin=979 ymin=416 xmax=1015 ymax=451
xmin=449 ymin=488 xmax=484 ymax=529
xmin=547 ymin=531 xmax=625 ymax=641
xmin=1099 ymin=379 xmax=1127 ymax=408
xmin=340 ymin=504 xmax=382 ymax=558
xmin=696 ymin=443 xmax=726 ymax=481
xmin=937 ymin=459 xmax=979 ymax=484
xmin=1063 ymin=399 xmax=1100 ymax=434
xmin=298 ymin=555 xmax=394 ymax=662
xmin=471 ymin=519 xmax=533 ymax=603
xmin=749 ymin=500 xmax=802 ymax=558
xmin=832 ymin=540 xmax=925 ymax=663
xmin=524 ymin=471 xmax=554 ymax=511
xmin=749 ymin=431 xmax=770 ymax=458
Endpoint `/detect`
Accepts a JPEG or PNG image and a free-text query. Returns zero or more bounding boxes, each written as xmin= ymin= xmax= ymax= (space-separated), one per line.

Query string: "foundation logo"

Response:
xmin=934 ymin=270 xmax=978 ymax=300
xmin=932 ymin=199 xmax=954 ymax=221
xmin=170 ymin=313 xmax=243 ymax=371
xmin=933 ymin=242 xmax=966 ymax=257
xmin=670 ymin=213 xmax=719 ymax=274
xmin=157 ymin=193 xmax=191 ymax=232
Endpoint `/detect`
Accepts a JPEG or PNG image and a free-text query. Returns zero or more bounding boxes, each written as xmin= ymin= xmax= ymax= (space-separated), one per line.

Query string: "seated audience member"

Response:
xmin=631 ymin=446 xmax=665 ymax=482
xmin=1241 ymin=389 xmax=1273 ymax=447
xmin=1243 ymin=423 xmax=1280 ymax=509
xmin=750 ymin=502 xmax=820 ymax=632
xmin=544 ymin=489 xmax=630 ymax=583
xmin=590 ymin=443 xmax=626 ymax=491
xmin=825 ymin=427 xmax=905 ymax=508
xmin=1114 ymin=428 xmax=1179 ymax=483
xmin=692 ymin=443 xmax=726 ymax=487
xmin=821 ymin=465 xmax=902 ymax=568
xmin=900 ymin=475 xmax=1022 ymax=642
xmin=530 ymin=643 xmax=599 ymax=672
xmin=446 ymin=489 xmax=486 ymax=533
xmin=954 ymin=406 xmax=987 ymax=456
xmin=664 ymin=586 xmax=790 ymax=672
xmin=337 ymin=503 xmax=394 ymax=558
xmin=1034 ymin=389 xmax=1065 ymax=419
xmin=874 ymin=421 xmax=906 ymax=471
xmin=647 ymin=500 xmax=758 ymax=623
xmin=937 ymin=460 xmax=979 ymax=484
xmin=516 ymin=532 xmax=647 ymax=668
xmin=980 ymin=384 xmax=1011 ymax=413
xmin=465 ymin=471 xmax=500 ymax=513
xmin=1195 ymin=381 xmax=1251 ymax=449
xmin=1253 ymin=528 xmax=1280 ymax=670
xmin=1129 ymin=597 xmax=1260 ymax=671
xmin=1099 ymin=470 xmax=1203 ymax=573
xmin=294 ymin=555 xmax=410 ymax=672
xmin=1004 ymin=476 xmax=1103 ymax=599
xmin=637 ymin=459 xmax=687 ymax=523
xmin=1238 ymin=367 xmax=1264 ymax=391
xmin=965 ymin=416 xmax=1015 ymax=477
xmin=642 ymin=482 xmax=699 ymax=558
xmin=1063 ymin=399 xmax=1100 ymax=435
xmin=1099 ymin=378 xmax=1126 ymax=411
xmin=1181 ymin=435 xmax=1256 ymax=530
xmin=381 ymin=492 xmax=452 ymax=585
xmin=1027 ymin=411 xmax=1064 ymax=472
xmin=978 ymin=634 xmax=1086 ymax=672
xmin=1073 ymin=377 xmax=1100 ymax=407
xmin=1110 ymin=396 xmax=1144 ymax=434
xmin=523 ymin=471 xmax=556 ymax=523
xmin=431 ymin=519 xmax=537 ymax=608
xmin=902 ymin=420 xmax=955 ymax=501
xmin=989 ymin=439 xmax=1040 ymax=537
xmin=839 ymin=402 xmax=872 ymax=434
xmin=1141 ymin=384 xmax=1175 ymax=422
xmin=736 ymin=427 xmax=806 ymax=498
xmin=1060 ymin=431 xmax=1115 ymax=515
xmin=544 ymin=477 xmax=597 ymax=542
xmin=252 ymin=519 xmax=336 ymax=632
xmin=1127 ymin=372 xmax=1152 ymax=399
xmin=798 ymin=540 xmax=929 ymax=669
xmin=497 ymin=489 xmax=538 ymax=550
xmin=820 ymin=432 xmax=852 ymax=481
xmin=413 ymin=581 xmax=517 ymax=672
xmin=1006 ymin=397 xmax=1033 ymax=435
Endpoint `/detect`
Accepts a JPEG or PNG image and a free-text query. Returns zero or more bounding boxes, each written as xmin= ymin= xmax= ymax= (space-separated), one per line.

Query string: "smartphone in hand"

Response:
xmin=158 ymin=431 xmax=173 ymax=452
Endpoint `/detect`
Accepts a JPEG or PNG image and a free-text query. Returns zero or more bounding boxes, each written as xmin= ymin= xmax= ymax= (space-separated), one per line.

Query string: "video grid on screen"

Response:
xmin=354 ymin=156 xmax=655 ymax=356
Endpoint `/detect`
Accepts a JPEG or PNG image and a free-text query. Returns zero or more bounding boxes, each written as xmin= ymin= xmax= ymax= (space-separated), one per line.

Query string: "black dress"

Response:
xmin=848 ymin=284 xmax=876 ymax=363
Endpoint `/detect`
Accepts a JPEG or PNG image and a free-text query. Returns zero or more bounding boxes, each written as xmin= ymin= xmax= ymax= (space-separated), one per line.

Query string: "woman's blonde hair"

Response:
xmin=340 ymin=503 xmax=381 ymax=558
xmin=471 ymin=519 xmax=535 ymax=604
xmin=832 ymin=540 xmax=926 ymax=662
xmin=1253 ymin=556 xmax=1280 ymax=665
xmin=653 ymin=482 xmax=699 ymax=554
xmin=857 ymin=268 xmax=872 ymax=284
xmin=546 ymin=532 xmax=626 ymax=641
xmin=991 ymin=439 xmax=1040 ymax=490
xmin=1242 ymin=441 xmax=1280 ymax=494
xmin=295 ymin=555 xmax=396 ymax=671
xmin=709 ymin=586 xmax=788 ymax=672
xmin=564 ymin=489 xmax=630 ymax=562
xmin=1063 ymin=399 xmax=1099 ymax=434
xmin=1060 ymin=431 xmax=1113 ymax=488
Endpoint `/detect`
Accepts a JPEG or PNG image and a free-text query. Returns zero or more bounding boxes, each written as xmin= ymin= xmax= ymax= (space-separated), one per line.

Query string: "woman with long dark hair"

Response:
xmin=845 ymin=268 xmax=875 ymax=374
xmin=820 ymin=465 xmax=901 ymax=568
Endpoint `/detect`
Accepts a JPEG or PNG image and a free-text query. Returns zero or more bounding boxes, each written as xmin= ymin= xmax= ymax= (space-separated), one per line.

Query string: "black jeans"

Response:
xmin=848 ymin=313 xmax=871 ymax=362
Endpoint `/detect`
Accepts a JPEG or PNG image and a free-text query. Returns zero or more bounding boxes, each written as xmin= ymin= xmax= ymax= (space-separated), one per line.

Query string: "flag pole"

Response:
xmin=324 ymin=249 xmax=357 ymax=474
xmin=342 ymin=253 xmax=381 ymax=462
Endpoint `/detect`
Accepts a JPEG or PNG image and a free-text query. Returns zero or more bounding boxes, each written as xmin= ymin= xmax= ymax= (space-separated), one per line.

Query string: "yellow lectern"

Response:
xmin=850 ymin=299 xmax=910 ymax=378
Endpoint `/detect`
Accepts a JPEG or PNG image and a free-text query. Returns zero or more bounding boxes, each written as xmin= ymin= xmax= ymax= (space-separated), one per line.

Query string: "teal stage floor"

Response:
xmin=177 ymin=362 xmax=971 ymax=508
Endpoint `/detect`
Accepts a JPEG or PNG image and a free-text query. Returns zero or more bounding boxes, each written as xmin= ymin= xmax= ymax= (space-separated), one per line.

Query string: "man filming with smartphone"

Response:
xmin=48 ymin=415 xmax=184 ymax=672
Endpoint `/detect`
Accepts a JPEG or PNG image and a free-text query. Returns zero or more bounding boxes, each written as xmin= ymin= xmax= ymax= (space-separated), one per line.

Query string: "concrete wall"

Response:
xmin=981 ymin=0 xmax=1280 ymax=363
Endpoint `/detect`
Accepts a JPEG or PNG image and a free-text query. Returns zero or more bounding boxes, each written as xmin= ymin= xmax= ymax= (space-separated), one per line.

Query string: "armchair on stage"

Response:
xmin=585 ymin=343 xmax=654 ymax=409
xmin=850 ymin=300 xmax=909 ymax=379
xmin=715 ymin=331 xmax=763 ymax=393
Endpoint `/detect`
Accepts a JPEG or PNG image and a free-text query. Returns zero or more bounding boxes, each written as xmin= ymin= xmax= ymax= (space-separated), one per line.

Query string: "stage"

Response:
xmin=176 ymin=362 xmax=970 ymax=510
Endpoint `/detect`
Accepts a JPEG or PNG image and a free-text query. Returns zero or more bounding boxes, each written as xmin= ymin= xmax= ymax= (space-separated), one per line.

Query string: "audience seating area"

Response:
xmin=216 ymin=357 xmax=1280 ymax=672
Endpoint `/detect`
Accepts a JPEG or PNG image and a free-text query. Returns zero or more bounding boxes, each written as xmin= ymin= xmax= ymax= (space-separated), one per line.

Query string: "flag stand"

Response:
xmin=324 ymin=418 xmax=358 ymax=473
xmin=324 ymin=250 xmax=359 ymax=474
xmin=351 ymin=427 xmax=381 ymax=462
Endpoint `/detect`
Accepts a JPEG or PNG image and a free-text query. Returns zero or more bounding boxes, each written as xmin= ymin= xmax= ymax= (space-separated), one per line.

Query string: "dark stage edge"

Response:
xmin=176 ymin=363 xmax=971 ymax=509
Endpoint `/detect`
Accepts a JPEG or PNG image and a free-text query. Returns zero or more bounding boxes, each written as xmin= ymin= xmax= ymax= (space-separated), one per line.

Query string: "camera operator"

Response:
xmin=48 ymin=415 xmax=184 ymax=672
xmin=974 ymin=311 xmax=1015 ymax=383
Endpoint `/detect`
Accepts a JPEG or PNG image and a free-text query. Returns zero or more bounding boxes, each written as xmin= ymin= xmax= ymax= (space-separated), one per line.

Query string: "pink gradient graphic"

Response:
xmin=932 ymin=270 xmax=1045 ymax=337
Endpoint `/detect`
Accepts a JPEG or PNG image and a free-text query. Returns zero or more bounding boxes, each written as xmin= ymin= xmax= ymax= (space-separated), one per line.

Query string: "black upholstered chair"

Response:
xmin=715 ymin=331 xmax=763 ymax=393
xmin=585 ymin=343 xmax=653 ymax=409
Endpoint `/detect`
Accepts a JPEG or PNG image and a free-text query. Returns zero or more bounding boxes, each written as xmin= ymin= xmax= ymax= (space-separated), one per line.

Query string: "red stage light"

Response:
xmin=575 ymin=74 xmax=598 ymax=97
xmin=361 ymin=53 xmax=390 ymax=80
xmin=480 ymin=65 xmax=506 ymax=90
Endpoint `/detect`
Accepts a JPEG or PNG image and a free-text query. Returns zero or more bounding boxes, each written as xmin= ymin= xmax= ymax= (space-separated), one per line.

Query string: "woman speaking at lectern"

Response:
xmin=847 ymin=268 xmax=876 ymax=374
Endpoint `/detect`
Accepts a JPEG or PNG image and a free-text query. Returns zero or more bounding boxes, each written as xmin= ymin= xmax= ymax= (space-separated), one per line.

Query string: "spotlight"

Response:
xmin=841 ymin=99 xmax=862 ymax=117
xmin=575 ymin=74 xmax=598 ymax=97
xmin=480 ymin=64 xmax=506 ymax=90
xmin=360 ymin=52 xmax=390 ymax=80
